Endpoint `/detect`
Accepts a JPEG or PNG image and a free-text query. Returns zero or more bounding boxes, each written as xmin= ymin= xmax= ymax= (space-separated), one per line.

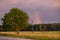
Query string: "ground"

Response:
xmin=0 ymin=37 xmax=32 ymax=40
xmin=0 ymin=31 xmax=60 ymax=40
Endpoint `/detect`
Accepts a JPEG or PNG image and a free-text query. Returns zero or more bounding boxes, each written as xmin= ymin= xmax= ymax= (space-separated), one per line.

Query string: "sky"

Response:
xmin=0 ymin=0 xmax=60 ymax=25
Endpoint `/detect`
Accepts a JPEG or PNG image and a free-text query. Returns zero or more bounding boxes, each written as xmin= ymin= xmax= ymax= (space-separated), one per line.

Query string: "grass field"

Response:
xmin=0 ymin=31 xmax=60 ymax=40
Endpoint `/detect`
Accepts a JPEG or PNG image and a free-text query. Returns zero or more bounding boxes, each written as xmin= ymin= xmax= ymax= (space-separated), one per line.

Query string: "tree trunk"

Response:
xmin=16 ymin=28 xmax=19 ymax=35
xmin=32 ymin=26 xmax=34 ymax=34
xmin=40 ymin=24 xmax=42 ymax=31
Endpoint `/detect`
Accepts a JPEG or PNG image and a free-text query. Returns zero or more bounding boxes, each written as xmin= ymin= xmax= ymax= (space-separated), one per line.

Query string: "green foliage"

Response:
xmin=2 ymin=8 xmax=29 ymax=31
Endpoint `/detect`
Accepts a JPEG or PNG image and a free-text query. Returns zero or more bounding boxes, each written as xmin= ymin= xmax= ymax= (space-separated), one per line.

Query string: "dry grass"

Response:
xmin=0 ymin=31 xmax=60 ymax=38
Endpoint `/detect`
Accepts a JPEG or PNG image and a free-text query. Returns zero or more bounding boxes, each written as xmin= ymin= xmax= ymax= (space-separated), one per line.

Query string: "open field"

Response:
xmin=0 ymin=31 xmax=60 ymax=40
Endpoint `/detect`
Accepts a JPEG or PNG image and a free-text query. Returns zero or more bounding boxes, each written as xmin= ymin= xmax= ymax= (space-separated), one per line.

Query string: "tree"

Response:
xmin=2 ymin=8 xmax=29 ymax=35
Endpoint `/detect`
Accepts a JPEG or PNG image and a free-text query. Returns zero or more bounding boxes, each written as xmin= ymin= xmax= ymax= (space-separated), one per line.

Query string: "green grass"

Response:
xmin=0 ymin=31 xmax=60 ymax=40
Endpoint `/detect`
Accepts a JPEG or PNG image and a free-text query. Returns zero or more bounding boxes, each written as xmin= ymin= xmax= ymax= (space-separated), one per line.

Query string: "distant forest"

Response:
xmin=0 ymin=23 xmax=60 ymax=31
xmin=27 ymin=23 xmax=60 ymax=31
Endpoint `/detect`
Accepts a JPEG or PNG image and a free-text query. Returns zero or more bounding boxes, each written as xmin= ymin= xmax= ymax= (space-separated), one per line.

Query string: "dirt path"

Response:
xmin=0 ymin=37 xmax=32 ymax=40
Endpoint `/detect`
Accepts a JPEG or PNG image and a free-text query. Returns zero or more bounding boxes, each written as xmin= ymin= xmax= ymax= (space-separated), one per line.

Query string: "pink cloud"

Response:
xmin=0 ymin=0 xmax=55 ymax=9
xmin=52 ymin=0 xmax=60 ymax=8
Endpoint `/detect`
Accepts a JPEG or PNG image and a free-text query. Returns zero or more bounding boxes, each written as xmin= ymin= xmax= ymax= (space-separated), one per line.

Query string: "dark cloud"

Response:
xmin=0 ymin=0 xmax=60 ymax=24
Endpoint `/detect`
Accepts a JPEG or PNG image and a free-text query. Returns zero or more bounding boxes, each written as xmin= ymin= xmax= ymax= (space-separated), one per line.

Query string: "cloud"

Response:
xmin=0 ymin=0 xmax=60 ymax=24
xmin=0 ymin=0 xmax=55 ymax=9
xmin=52 ymin=0 xmax=60 ymax=8
xmin=8 ymin=0 xmax=20 ymax=4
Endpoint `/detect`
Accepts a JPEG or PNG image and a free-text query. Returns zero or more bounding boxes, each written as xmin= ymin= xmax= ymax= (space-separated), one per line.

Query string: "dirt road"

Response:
xmin=0 ymin=37 xmax=32 ymax=40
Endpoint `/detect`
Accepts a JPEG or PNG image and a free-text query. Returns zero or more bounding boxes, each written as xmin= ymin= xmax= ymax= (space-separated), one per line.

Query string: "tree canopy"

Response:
xmin=2 ymin=8 xmax=29 ymax=31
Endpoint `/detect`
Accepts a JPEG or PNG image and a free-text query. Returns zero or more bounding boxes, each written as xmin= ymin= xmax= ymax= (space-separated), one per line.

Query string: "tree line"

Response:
xmin=26 ymin=23 xmax=60 ymax=31
xmin=0 ymin=23 xmax=60 ymax=31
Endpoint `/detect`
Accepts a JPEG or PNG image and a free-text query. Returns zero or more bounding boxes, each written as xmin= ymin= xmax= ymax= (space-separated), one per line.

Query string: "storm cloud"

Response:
xmin=0 ymin=0 xmax=60 ymax=24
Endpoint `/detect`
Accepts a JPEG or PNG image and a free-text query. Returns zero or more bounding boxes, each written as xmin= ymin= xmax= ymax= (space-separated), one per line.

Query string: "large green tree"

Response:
xmin=2 ymin=8 xmax=29 ymax=34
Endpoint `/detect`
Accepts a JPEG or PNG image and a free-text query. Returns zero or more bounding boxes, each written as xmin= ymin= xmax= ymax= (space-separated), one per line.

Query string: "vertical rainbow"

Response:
xmin=34 ymin=12 xmax=42 ymax=24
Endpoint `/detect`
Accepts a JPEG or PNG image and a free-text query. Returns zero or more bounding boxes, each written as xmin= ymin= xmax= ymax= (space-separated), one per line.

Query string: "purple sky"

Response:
xmin=0 ymin=0 xmax=60 ymax=25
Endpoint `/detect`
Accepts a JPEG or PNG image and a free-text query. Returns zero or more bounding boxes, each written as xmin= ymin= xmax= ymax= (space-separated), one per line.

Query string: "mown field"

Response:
xmin=0 ymin=31 xmax=60 ymax=40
